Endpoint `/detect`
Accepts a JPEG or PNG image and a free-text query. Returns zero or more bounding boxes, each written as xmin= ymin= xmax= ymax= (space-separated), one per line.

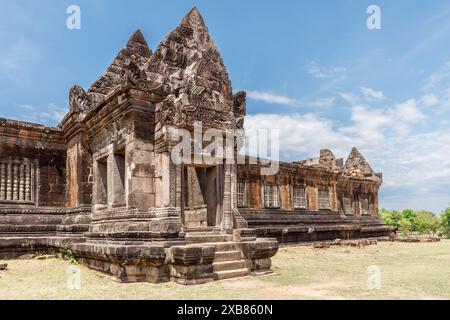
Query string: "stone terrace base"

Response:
xmin=71 ymin=237 xmax=278 ymax=285
xmin=240 ymin=209 xmax=392 ymax=244
xmin=0 ymin=234 xmax=278 ymax=285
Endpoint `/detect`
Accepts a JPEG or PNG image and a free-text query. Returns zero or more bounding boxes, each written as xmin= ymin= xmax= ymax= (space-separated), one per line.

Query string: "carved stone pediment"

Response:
xmin=69 ymin=85 xmax=92 ymax=113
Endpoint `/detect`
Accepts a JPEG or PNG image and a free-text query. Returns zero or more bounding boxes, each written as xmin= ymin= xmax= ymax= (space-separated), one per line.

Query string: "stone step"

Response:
xmin=214 ymin=250 xmax=242 ymax=262
xmin=185 ymin=234 xmax=231 ymax=244
xmin=212 ymin=242 xmax=239 ymax=252
xmin=214 ymin=268 xmax=250 ymax=281
xmin=213 ymin=260 xmax=249 ymax=272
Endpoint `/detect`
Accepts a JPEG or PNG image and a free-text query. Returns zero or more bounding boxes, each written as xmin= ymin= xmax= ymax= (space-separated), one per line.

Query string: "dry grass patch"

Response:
xmin=0 ymin=240 xmax=449 ymax=300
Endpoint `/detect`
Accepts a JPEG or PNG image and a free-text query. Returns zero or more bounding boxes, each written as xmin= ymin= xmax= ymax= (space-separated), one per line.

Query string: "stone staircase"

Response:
xmin=212 ymin=242 xmax=250 ymax=281
xmin=185 ymin=231 xmax=251 ymax=281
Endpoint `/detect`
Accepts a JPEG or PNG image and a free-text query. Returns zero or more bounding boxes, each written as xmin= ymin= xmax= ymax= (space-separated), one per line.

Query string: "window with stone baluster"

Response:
xmin=237 ymin=181 xmax=247 ymax=208
xmin=342 ymin=194 xmax=353 ymax=215
xmin=293 ymin=186 xmax=307 ymax=209
xmin=0 ymin=159 xmax=36 ymax=205
xmin=318 ymin=188 xmax=331 ymax=210
xmin=263 ymin=184 xmax=279 ymax=208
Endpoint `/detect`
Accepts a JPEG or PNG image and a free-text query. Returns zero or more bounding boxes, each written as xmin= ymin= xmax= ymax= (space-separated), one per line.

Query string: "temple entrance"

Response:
xmin=183 ymin=166 xmax=221 ymax=229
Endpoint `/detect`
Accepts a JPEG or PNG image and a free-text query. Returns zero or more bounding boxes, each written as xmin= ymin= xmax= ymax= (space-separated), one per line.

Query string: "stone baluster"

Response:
xmin=19 ymin=164 xmax=25 ymax=201
xmin=0 ymin=163 xmax=6 ymax=200
xmin=25 ymin=164 xmax=31 ymax=202
xmin=13 ymin=164 xmax=19 ymax=201
xmin=6 ymin=163 xmax=12 ymax=200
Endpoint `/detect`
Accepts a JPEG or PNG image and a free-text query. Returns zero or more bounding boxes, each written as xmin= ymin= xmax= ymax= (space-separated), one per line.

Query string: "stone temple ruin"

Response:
xmin=0 ymin=8 xmax=391 ymax=284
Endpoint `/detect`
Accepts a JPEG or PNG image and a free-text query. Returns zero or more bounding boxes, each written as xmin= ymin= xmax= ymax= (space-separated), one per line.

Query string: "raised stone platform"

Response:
xmin=240 ymin=209 xmax=392 ymax=243
xmin=0 ymin=232 xmax=278 ymax=285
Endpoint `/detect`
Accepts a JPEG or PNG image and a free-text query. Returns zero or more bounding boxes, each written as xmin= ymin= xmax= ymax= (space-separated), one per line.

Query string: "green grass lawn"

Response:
xmin=0 ymin=240 xmax=449 ymax=300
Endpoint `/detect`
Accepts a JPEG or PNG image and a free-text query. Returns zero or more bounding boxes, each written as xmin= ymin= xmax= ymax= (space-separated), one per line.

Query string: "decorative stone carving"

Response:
xmin=69 ymin=85 xmax=92 ymax=113
xmin=152 ymin=7 xmax=236 ymax=130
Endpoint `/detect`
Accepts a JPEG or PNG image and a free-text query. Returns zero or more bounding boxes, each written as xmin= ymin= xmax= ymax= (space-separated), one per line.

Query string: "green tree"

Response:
xmin=402 ymin=209 xmax=419 ymax=232
xmin=379 ymin=209 xmax=402 ymax=228
xmin=415 ymin=211 xmax=440 ymax=235
xmin=441 ymin=208 xmax=450 ymax=239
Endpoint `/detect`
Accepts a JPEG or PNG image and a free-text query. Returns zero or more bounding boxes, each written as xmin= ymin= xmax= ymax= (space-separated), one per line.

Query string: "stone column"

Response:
xmin=222 ymin=163 xmax=233 ymax=232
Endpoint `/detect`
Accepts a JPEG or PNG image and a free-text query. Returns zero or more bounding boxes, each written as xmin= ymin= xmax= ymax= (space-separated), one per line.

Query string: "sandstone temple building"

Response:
xmin=0 ymin=8 xmax=390 ymax=284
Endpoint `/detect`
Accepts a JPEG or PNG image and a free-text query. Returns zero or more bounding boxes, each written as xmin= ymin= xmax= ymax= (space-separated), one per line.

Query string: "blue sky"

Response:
xmin=1 ymin=0 xmax=450 ymax=213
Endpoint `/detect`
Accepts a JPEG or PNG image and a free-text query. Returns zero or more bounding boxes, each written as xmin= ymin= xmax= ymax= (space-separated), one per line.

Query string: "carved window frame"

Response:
xmin=0 ymin=158 xmax=38 ymax=205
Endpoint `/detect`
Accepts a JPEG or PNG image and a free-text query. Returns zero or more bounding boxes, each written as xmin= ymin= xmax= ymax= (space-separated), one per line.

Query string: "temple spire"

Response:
xmin=344 ymin=147 xmax=374 ymax=174
xmin=126 ymin=29 xmax=152 ymax=57
xmin=180 ymin=7 xmax=206 ymax=28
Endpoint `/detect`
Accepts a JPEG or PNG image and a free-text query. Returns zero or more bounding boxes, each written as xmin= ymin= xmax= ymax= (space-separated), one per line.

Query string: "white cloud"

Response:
xmin=247 ymin=91 xmax=336 ymax=108
xmin=17 ymin=104 xmax=36 ymax=110
xmin=419 ymin=94 xmax=439 ymax=107
xmin=245 ymin=113 xmax=353 ymax=159
xmin=303 ymin=97 xmax=336 ymax=108
xmin=247 ymin=91 xmax=297 ymax=107
xmin=339 ymin=92 xmax=359 ymax=105
xmin=360 ymin=86 xmax=384 ymax=100
xmin=422 ymin=61 xmax=450 ymax=91
xmin=41 ymin=103 xmax=68 ymax=123
xmin=17 ymin=103 xmax=68 ymax=126
xmin=307 ymin=62 xmax=346 ymax=81
xmin=245 ymin=111 xmax=450 ymax=213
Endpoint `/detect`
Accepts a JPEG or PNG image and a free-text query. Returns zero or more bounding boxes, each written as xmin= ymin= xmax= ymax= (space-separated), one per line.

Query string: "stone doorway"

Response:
xmin=183 ymin=166 xmax=221 ymax=229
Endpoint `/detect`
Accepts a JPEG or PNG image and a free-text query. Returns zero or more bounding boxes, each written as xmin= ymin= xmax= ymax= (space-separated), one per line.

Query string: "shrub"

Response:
xmin=398 ymin=218 xmax=413 ymax=236
xmin=380 ymin=208 xmax=440 ymax=236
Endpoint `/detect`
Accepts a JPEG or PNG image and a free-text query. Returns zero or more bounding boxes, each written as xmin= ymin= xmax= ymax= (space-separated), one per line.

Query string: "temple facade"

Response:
xmin=0 ymin=8 xmax=390 ymax=284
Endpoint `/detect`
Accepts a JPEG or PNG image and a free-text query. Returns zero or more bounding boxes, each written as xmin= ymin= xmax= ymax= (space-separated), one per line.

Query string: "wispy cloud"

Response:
xmin=247 ymin=91 xmax=297 ymax=107
xmin=17 ymin=103 xmax=68 ymax=126
xmin=247 ymin=90 xmax=335 ymax=108
xmin=419 ymin=94 xmax=439 ymax=107
xmin=422 ymin=61 xmax=450 ymax=91
xmin=307 ymin=62 xmax=346 ymax=81
xmin=360 ymin=86 xmax=384 ymax=101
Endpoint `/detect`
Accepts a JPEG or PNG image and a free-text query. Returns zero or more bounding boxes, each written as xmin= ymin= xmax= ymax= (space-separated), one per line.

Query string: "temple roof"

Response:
xmin=66 ymin=8 xmax=241 ymax=129
xmin=151 ymin=7 xmax=234 ymax=117
xmin=344 ymin=147 xmax=375 ymax=175
xmin=87 ymin=29 xmax=153 ymax=99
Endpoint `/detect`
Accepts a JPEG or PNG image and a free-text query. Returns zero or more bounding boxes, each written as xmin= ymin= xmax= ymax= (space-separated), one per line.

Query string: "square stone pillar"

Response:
xmin=93 ymin=158 xmax=108 ymax=210
xmin=150 ymin=151 xmax=182 ymax=238
xmin=107 ymin=150 xmax=126 ymax=208
xmin=125 ymin=140 xmax=155 ymax=211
